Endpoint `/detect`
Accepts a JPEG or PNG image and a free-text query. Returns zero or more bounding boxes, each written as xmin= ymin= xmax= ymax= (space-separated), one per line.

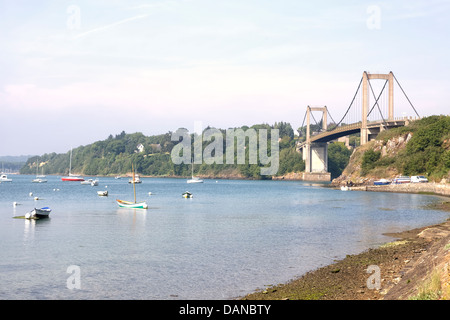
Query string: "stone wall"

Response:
xmin=350 ymin=183 xmax=450 ymax=197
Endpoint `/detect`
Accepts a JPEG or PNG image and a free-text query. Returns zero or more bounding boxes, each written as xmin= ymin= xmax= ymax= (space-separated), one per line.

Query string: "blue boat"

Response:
xmin=374 ymin=179 xmax=391 ymax=185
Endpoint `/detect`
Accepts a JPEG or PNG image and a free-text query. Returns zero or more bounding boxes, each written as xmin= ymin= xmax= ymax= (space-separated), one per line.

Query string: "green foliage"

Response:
xmin=278 ymin=148 xmax=305 ymax=176
xmin=358 ymin=116 xmax=450 ymax=180
xmin=402 ymin=116 xmax=450 ymax=178
xmin=361 ymin=149 xmax=381 ymax=176
xmin=20 ymin=122 xmax=308 ymax=179
xmin=328 ymin=142 xmax=352 ymax=179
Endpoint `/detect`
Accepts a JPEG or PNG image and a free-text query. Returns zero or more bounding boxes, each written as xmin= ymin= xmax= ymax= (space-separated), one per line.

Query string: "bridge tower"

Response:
xmin=302 ymin=106 xmax=331 ymax=181
xmin=361 ymin=71 xmax=394 ymax=145
xmin=298 ymin=70 xmax=417 ymax=182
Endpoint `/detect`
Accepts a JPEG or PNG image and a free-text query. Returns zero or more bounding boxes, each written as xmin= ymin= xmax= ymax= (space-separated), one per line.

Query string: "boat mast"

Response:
xmin=132 ymin=163 xmax=136 ymax=203
xmin=69 ymin=148 xmax=72 ymax=176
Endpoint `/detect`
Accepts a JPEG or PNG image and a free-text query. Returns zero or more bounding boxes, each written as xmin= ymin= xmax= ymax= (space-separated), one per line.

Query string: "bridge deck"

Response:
xmin=298 ymin=118 xmax=410 ymax=148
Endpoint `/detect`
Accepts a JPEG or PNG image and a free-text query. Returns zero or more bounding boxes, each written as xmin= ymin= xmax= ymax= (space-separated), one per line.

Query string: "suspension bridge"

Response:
xmin=297 ymin=71 xmax=420 ymax=181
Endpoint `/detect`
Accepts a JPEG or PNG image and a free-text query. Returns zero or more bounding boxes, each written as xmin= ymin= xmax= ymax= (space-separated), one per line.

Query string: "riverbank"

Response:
xmin=345 ymin=182 xmax=450 ymax=197
xmin=242 ymin=218 xmax=450 ymax=300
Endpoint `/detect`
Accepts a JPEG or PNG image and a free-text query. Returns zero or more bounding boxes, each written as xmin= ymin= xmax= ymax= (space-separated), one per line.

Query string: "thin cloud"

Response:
xmin=74 ymin=14 xmax=149 ymax=39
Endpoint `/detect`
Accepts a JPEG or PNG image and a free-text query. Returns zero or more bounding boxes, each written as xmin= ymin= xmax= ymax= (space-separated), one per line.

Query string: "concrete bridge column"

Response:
xmin=361 ymin=71 xmax=395 ymax=145
xmin=303 ymin=142 xmax=328 ymax=173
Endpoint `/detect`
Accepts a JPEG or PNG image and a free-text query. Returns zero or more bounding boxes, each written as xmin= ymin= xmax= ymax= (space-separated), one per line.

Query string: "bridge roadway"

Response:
xmin=298 ymin=117 xmax=412 ymax=148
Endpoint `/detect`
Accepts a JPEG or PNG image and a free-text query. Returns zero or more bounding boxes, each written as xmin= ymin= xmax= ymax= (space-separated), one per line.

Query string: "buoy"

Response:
xmin=29 ymin=192 xmax=33 ymax=196
xmin=148 ymin=192 xmax=152 ymax=195
xmin=13 ymin=202 xmax=18 ymax=206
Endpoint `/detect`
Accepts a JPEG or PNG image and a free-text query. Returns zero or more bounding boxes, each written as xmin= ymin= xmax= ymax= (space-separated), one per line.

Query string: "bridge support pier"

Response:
xmin=302 ymin=142 xmax=331 ymax=181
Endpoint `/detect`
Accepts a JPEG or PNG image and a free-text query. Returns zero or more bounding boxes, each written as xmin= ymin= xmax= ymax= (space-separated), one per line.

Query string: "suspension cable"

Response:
xmin=367 ymin=79 xmax=388 ymax=117
xmin=393 ymin=73 xmax=420 ymax=117
xmin=332 ymin=76 xmax=363 ymax=129
xmin=368 ymin=79 xmax=388 ymax=126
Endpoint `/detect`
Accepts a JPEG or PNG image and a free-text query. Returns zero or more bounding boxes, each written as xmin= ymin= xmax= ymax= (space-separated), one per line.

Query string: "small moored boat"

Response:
xmin=97 ymin=190 xmax=108 ymax=196
xmin=117 ymin=163 xmax=148 ymax=209
xmin=182 ymin=191 xmax=193 ymax=198
xmin=116 ymin=199 xmax=148 ymax=209
xmin=0 ymin=174 xmax=12 ymax=182
xmin=25 ymin=207 xmax=51 ymax=219
xmin=374 ymin=179 xmax=391 ymax=185
xmin=128 ymin=174 xmax=142 ymax=184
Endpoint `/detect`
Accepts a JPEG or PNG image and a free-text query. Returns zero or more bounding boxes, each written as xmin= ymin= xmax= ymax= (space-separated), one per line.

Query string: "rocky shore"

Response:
xmin=242 ymin=185 xmax=450 ymax=300
xmin=242 ymin=218 xmax=450 ymax=300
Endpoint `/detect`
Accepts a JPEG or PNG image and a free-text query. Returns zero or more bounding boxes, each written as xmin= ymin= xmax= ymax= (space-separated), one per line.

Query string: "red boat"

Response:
xmin=61 ymin=174 xmax=84 ymax=182
xmin=61 ymin=148 xmax=84 ymax=181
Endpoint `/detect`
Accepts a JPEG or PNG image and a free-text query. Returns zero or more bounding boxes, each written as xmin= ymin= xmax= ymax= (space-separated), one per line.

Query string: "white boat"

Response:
xmin=32 ymin=160 xmax=47 ymax=183
xmin=116 ymin=199 xmax=148 ymax=209
xmin=81 ymin=179 xmax=98 ymax=186
xmin=187 ymin=176 xmax=203 ymax=184
xmin=97 ymin=190 xmax=108 ymax=196
xmin=128 ymin=174 xmax=142 ymax=184
xmin=187 ymin=161 xmax=203 ymax=183
xmin=340 ymin=186 xmax=349 ymax=191
xmin=81 ymin=179 xmax=94 ymax=185
xmin=0 ymin=174 xmax=12 ymax=182
xmin=118 ymin=163 xmax=148 ymax=209
xmin=25 ymin=207 xmax=51 ymax=219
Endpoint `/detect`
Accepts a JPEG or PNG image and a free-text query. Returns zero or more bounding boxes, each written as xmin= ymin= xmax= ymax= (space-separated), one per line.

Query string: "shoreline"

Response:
xmin=242 ymin=218 xmax=450 ymax=300
xmin=345 ymin=182 xmax=450 ymax=198
xmin=242 ymin=184 xmax=450 ymax=300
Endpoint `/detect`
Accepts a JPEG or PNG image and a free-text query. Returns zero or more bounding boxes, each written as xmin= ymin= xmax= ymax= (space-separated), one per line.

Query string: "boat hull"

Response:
xmin=28 ymin=207 xmax=51 ymax=218
xmin=187 ymin=178 xmax=203 ymax=183
xmin=32 ymin=179 xmax=47 ymax=183
xmin=62 ymin=177 xmax=85 ymax=181
xmin=116 ymin=199 xmax=148 ymax=209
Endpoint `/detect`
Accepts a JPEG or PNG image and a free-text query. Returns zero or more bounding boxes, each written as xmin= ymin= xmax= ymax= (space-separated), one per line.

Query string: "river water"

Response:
xmin=0 ymin=175 xmax=448 ymax=299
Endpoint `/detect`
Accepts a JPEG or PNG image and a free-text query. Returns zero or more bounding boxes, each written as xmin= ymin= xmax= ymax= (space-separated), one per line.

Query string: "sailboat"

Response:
xmin=32 ymin=158 xmax=47 ymax=183
xmin=116 ymin=163 xmax=148 ymax=209
xmin=61 ymin=148 xmax=84 ymax=181
xmin=0 ymin=163 xmax=12 ymax=182
xmin=187 ymin=160 xmax=203 ymax=184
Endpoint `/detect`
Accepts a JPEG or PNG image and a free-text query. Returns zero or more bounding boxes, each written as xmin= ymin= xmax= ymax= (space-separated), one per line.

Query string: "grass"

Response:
xmin=409 ymin=270 xmax=442 ymax=300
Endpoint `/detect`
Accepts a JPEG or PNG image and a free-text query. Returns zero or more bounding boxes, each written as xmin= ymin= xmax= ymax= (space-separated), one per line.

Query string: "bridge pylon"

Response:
xmin=361 ymin=71 xmax=394 ymax=145
xmin=302 ymin=106 xmax=331 ymax=181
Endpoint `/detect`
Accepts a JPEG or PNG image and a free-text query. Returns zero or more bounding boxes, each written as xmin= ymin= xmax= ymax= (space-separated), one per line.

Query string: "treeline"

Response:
xmin=20 ymin=123 xmax=300 ymax=179
xmin=20 ymin=121 xmax=352 ymax=179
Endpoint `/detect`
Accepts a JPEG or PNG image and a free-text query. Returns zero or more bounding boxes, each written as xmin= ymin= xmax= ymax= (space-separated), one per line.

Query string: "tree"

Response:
xmin=328 ymin=142 xmax=352 ymax=179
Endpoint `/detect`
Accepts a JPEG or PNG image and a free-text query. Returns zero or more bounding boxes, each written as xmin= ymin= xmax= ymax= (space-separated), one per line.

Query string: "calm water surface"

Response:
xmin=0 ymin=175 xmax=448 ymax=299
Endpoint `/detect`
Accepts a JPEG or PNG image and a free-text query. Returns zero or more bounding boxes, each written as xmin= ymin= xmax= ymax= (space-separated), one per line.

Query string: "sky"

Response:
xmin=1 ymin=0 xmax=449 ymax=156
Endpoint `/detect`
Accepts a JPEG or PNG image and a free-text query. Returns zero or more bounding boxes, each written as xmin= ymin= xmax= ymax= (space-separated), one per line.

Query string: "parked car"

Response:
xmin=411 ymin=175 xmax=428 ymax=183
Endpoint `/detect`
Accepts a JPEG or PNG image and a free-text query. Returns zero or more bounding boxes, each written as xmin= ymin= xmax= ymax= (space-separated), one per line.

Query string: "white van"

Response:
xmin=411 ymin=175 xmax=428 ymax=183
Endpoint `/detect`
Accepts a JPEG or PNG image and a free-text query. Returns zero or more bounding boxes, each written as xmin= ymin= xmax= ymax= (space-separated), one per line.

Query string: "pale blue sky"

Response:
xmin=1 ymin=0 xmax=449 ymax=156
